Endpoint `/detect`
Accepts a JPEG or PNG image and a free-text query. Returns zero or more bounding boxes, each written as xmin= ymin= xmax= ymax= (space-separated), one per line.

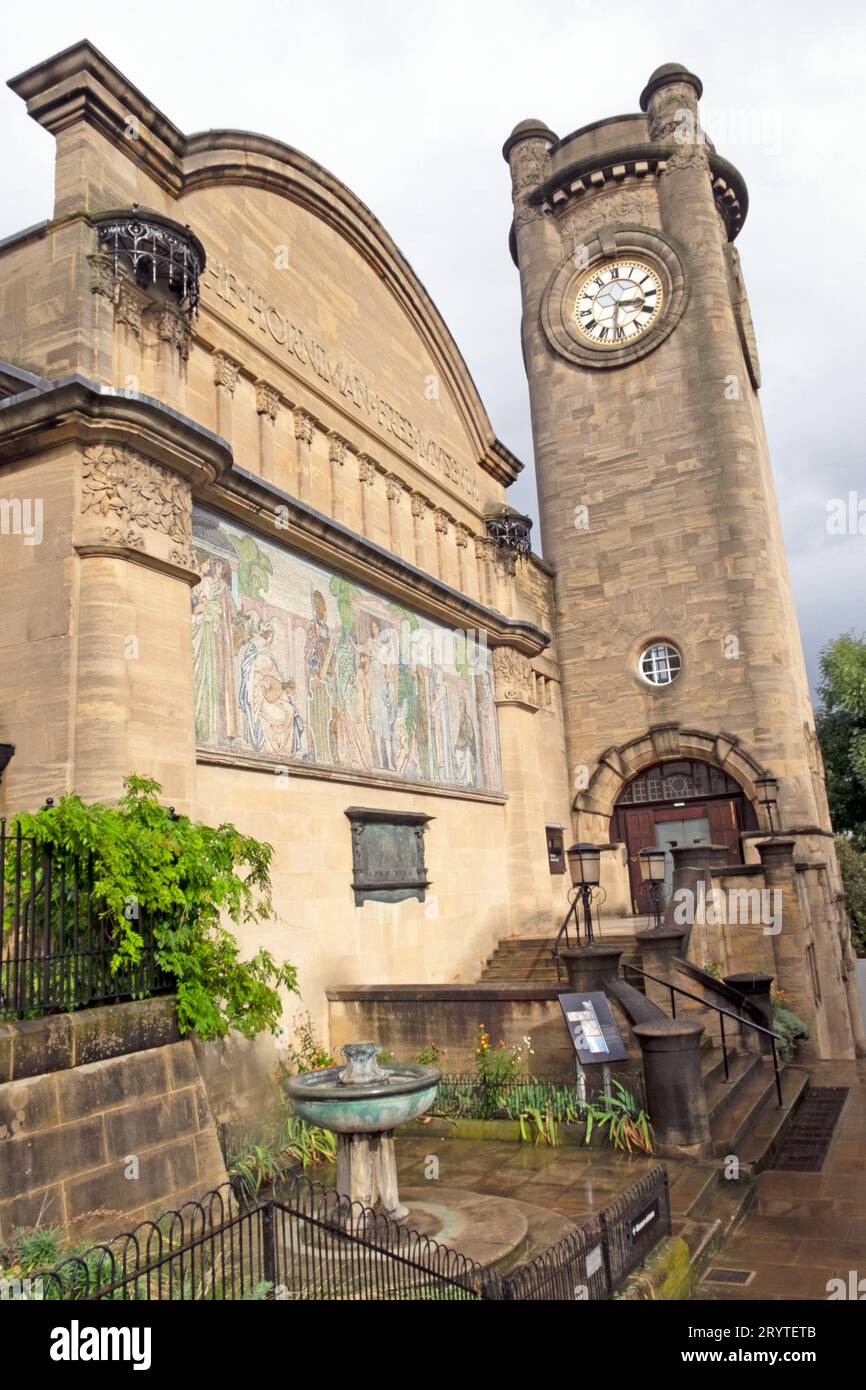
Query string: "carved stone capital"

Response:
xmin=357 ymin=454 xmax=377 ymax=486
xmin=410 ymin=491 xmax=428 ymax=520
xmin=294 ymin=408 xmax=316 ymax=445
xmin=213 ymin=350 xmax=240 ymax=392
xmin=254 ymin=380 xmax=280 ymax=421
xmin=492 ymin=646 xmax=538 ymax=709
xmin=474 ymin=535 xmax=494 ymax=564
xmin=328 ymin=433 xmax=349 ymax=467
xmin=454 ymin=523 xmax=472 ymax=549
xmin=159 ymin=305 xmax=191 ymax=359
xmin=433 ymin=508 xmax=450 ymax=536
xmin=386 ymin=475 xmax=405 ymax=504
xmin=115 ymin=280 xmax=146 ymax=335
xmin=88 ymin=252 xmax=116 ymax=300
xmin=79 ymin=443 xmax=194 ymax=571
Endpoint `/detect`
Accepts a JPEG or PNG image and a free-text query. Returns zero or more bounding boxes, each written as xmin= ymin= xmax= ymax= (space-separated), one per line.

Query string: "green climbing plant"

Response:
xmin=5 ymin=776 xmax=297 ymax=1041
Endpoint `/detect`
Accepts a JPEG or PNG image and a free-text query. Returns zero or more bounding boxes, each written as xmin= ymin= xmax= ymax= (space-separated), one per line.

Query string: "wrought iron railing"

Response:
xmin=24 ymin=1166 xmax=671 ymax=1301
xmin=0 ymin=821 xmax=172 ymax=1019
xmin=95 ymin=207 xmax=204 ymax=319
xmin=622 ymin=961 xmax=785 ymax=1107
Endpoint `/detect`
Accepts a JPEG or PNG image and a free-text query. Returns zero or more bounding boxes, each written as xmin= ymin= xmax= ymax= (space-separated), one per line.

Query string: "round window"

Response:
xmin=639 ymin=642 xmax=682 ymax=686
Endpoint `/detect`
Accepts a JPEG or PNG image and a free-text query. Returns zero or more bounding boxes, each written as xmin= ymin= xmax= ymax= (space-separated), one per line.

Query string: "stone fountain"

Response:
xmin=286 ymin=1042 xmax=440 ymax=1222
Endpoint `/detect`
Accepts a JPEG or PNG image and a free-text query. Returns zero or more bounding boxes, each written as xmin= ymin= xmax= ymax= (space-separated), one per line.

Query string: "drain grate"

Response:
xmin=770 ymin=1087 xmax=848 ymax=1172
xmin=705 ymin=1268 xmax=754 ymax=1286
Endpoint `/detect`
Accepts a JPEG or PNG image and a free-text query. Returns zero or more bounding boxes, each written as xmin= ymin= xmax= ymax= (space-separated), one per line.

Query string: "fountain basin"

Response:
xmin=286 ymin=1062 xmax=440 ymax=1133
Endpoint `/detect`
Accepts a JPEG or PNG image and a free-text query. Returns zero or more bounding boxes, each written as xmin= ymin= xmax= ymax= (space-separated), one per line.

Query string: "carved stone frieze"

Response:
xmin=509 ymin=139 xmax=552 ymax=228
xmin=80 ymin=444 xmax=194 ymax=568
xmin=492 ymin=646 xmax=538 ymax=708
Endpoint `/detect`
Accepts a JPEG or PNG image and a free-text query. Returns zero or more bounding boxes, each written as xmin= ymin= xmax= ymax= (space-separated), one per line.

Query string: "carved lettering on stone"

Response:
xmin=81 ymin=444 xmax=193 ymax=567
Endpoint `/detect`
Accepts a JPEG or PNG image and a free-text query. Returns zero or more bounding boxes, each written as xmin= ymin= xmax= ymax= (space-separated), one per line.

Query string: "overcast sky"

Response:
xmin=2 ymin=0 xmax=864 ymax=698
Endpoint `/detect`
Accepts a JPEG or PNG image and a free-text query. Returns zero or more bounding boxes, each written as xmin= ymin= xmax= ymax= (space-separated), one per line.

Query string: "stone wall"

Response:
xmin=0 ymin=999 xmax=227 ymax=1241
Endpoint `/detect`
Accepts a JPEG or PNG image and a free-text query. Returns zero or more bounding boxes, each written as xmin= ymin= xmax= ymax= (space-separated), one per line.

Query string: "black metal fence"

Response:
xmin=23 ymin=1166 xmax=670 ymax=1302
xmin=0 ymin=822 xmax=172 ymax=1019
xmin=486 ymin=1165 xmax=671 ymax=1301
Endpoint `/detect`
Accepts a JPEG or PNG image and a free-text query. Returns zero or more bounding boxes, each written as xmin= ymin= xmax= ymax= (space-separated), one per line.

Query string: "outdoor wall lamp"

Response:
xmin=755 ymin=774 xmax=780 ymax=835
xmin=639 ymin=846 xmax=667 ymax=930
xmin=565 ymin=842 xmax=604 ymax=946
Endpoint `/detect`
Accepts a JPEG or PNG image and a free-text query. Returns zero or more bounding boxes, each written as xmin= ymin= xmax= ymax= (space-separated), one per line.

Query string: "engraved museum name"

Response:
xmin=203 ymin=260 xmax=480 ymax=502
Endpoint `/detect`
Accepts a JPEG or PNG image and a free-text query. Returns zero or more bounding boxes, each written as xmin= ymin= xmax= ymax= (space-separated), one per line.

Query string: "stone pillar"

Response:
xmin=492 ymin=645 xmax=551 ymax=934
xmin=386 ymin=476 xmax=406 ymax=557
xmin=212 ymin=350 xmax=239 ymax=443
xmin=559 ymin=943 xmax=623 ymax=994
xmin=666 ymin=841 xmax=731 ymax=957
xmin=433 ymin=508 xmax=450 ymax=581
xmin=254 ymin=380 xmax=280 ymax=483
xmin=454 ymin=523 xmax=472 ymax=596
xmin=633 ymin=1018 xmax=709 ymax=1151
xmin=293 ymin=409 xmax=316 ymax=502
xmin=327 ymin=434 xmax=350 ymax=524
xmin=757 ymin=838 xmax=823 ymax=1060
xmin=410 ymin=492 xmax=428 ymax=569
xmin=357 ymin=454 xmax=376 ymax=534
xmin=635 ymin=925 xmax=688 ymax=1013
xmin=725 ymin=972 xmax=774 ymax=1053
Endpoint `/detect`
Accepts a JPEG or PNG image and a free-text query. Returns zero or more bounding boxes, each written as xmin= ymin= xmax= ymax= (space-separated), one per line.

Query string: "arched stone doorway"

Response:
xmin=612 ymin=758 xmax=758 ymax=912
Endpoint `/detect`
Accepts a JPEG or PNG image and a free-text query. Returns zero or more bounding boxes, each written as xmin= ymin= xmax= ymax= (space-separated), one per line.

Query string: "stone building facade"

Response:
xmin=0 ymin=45 xmax=861 ymax=1070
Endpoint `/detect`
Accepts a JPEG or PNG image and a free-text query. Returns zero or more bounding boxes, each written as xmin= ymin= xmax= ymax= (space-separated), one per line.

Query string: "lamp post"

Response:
xmin=755 ymin=774 xmax=780 ymax=836
xmin=565 ymin=842 xmax=602 ymax=947
xmin=639 ymin=847 xmax=667 ymax=930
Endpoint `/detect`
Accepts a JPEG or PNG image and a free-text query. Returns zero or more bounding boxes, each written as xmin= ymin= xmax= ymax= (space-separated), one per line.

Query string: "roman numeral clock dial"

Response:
xmin=574 ymin=260 xmax=663 ymax=346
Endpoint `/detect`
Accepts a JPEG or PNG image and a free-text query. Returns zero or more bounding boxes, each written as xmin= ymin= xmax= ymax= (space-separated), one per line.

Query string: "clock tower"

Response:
xmin=504 ymin=64 xmax=865 ymax=1057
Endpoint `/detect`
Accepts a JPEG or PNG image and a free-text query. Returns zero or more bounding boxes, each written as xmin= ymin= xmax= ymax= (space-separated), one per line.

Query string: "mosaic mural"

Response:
xmin=191 ymin=509 xmax=503 ymax=793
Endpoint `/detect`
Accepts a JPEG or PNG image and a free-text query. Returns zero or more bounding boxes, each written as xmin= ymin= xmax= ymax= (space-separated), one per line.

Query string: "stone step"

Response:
xmin=479 ymin=930 xmax=644 ymax=985
xmin=705 ymin=1051 xmax=763 ymax=1135
xmin=736 ymin=1067 xmax=810 ymax=1172
xmin=710 ymin=1058 xmax=781 ymax=1157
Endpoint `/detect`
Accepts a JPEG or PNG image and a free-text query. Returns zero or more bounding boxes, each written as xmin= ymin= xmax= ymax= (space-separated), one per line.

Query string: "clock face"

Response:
xmin=574 ymin=260 xmax=663 ymax=346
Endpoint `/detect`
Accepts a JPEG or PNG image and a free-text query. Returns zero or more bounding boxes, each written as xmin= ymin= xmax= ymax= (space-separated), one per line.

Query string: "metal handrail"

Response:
xmin=623 ymin=961 xmax=785 ymax=1108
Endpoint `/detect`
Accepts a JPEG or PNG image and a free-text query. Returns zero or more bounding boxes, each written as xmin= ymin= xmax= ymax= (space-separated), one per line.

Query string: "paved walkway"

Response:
xmin=394 ymin=1133 xmax=657 ymax=1221
xmin=696 ymin=1060 xmax=866 ymax=1300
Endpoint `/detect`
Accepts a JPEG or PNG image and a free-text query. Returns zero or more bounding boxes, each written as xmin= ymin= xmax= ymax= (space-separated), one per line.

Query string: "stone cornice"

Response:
xmin=8 ymin=40 xmax=523 ymax=490
xmin=0 ymin=373 xmax=549 ymax=655
xmin=202 ymin=465 xmax=550 ymax=657
xmin=0 ymin=374 xmax=232 ymax=485
xmin=529 ymin=143 xmax=748 ymax=238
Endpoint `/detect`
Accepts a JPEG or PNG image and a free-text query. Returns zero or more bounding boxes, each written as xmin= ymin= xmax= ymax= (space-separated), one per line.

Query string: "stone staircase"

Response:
xmin=701 ymin=1036 xmax=808 ymax=1163
xmin=480 ymin=926 xmax=645 ymax=984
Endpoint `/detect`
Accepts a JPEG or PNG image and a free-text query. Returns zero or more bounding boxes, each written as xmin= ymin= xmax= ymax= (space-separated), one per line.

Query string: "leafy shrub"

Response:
xmin=772 ymin=993 xmax=810 ymax=1061
xmin=836 ymin=835 xmax=866 ymax=957
xmin=5 ymin=775 xmax=297 ymax=1041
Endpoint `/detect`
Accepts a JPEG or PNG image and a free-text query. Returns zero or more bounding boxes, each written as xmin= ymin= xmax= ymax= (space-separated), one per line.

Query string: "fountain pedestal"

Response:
xmin=286 ymin=1042 xmax=440 ymax=1226
xmin=336 ymin=1131 xmax=405 ymax=1221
